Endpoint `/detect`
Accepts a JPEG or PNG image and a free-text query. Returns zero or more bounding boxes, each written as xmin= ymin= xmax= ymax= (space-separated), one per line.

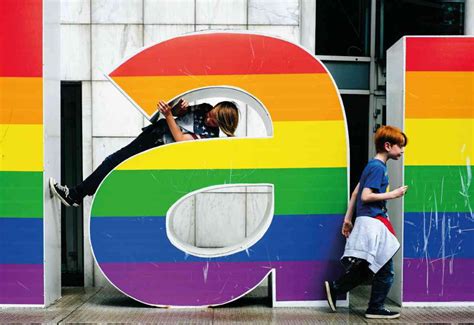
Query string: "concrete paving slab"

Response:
xmin=0 ymin=285 xmax=473 ymax=324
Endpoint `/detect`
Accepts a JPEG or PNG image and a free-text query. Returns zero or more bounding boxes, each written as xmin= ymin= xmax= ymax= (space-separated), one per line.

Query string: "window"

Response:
xmin=316 ymin=0 xmax=372 ymax=56
xmin=378 ymin=0 xmax=465 ymax=60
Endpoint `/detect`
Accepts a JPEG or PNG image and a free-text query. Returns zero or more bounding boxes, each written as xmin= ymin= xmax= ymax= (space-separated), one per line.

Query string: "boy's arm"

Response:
xmin=158 ymin=101 xmax=194 ymax=142
xmin=361 ymin=186 xmax=408 ymax=203
xmin=342 ymin=183 xmax=359 ymax=238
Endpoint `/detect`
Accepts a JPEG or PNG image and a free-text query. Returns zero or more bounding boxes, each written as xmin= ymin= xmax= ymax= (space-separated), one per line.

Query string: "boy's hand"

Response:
xmin=158 ymin=101 xmax=172 ymax=117
xmin=173 ymin=99 xmax=189 ymax=116
xmin=390 ymin=185 xmax=408 ymax=199
xmin=341 ymin=218 xmax=353 ymax=238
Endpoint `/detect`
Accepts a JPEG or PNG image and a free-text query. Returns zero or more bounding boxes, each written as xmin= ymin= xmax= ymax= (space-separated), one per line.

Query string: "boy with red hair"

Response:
xmin=325 ymin=125 xmax=408 ymax=319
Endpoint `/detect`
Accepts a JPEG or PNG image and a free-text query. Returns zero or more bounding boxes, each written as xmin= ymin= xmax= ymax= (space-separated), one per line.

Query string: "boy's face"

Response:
xmin=385 ymin=142 xmax=404 ymax=160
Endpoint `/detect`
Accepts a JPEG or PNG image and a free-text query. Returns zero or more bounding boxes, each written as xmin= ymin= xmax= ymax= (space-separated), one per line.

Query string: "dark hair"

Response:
xmin=214 ymin=101 xmax=239 ymax=137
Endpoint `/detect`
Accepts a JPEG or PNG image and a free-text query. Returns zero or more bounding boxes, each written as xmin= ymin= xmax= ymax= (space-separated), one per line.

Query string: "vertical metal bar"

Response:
xmin=315 ymin=0 xmax=317 ymax=53
xmin=465 ymin=0 xmax=474 ymax=35
xmin=379 ymin=0 xmax=385 ymax=59
xmin=368 ymin=0 xmax=377 ymax=158
xmin=365 ymin=0 xmax=371 ymax=55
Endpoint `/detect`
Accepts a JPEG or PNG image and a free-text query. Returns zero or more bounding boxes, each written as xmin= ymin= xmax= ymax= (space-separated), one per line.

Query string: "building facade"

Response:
xmin=58 ymin=0 xmax=471 ymax=301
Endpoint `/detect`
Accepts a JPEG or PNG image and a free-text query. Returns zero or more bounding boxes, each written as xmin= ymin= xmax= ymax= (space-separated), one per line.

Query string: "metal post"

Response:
xmin=465 ymin=0 xmax=474 ymax=35
xmin=368 ymin=0 xmax=378 ymax=158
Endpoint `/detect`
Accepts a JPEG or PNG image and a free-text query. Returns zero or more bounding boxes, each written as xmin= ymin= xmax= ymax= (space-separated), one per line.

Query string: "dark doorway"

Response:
xmin=341 ymin=94 xmax=369 ymax=193
xmin=60 ymin=81 xmax=84 ymax=286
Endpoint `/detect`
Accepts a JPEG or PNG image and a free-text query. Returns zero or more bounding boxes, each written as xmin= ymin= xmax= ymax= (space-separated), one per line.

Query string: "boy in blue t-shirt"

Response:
xmin=325 ymin=125 xmax=408 ymax=319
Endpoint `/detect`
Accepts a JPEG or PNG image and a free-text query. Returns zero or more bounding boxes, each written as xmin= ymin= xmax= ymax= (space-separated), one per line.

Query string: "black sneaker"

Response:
xmin=365 ymin=308 xmax=400 ymax=319
xmin=49 ymin=178 xmax=80 ymax=207
xmin=324 ymin=281 xmax=337 ymax=312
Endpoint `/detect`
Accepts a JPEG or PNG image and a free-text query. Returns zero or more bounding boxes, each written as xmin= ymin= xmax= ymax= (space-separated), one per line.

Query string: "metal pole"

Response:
xmin=465 ymin=0 xmax=474 ymax=35
xmin=368 ymin=0 xmax=377 ymax=158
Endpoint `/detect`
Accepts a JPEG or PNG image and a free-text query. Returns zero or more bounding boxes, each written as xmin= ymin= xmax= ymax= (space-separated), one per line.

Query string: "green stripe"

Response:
xmin=405 ymin=166 xmax=473 ymax=213
xmin=92 ymin=168 xmax=348 ymax=217
xmin=0 ymin=172 xmax=43 ymax=218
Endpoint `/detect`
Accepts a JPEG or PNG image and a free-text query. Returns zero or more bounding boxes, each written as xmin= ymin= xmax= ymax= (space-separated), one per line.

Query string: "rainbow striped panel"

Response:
xmin=91 ymin=33 xmax=349 ymax=306
xmin=403 ymin=37 xmax=474 ymax=303
xmin=0 ymin=0 xmax=44 ymax=305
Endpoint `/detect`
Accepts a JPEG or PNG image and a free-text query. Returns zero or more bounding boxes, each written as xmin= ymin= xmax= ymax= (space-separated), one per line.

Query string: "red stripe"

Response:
xmin=0 ymin=0 xmax=42 ymax=77
xmin=375 ymin=216 xmax=396 ymax=236
xmin=406 ymin=37 xmax=474 ymax=72
xmin=110 ymin=33 xmax=326 ymax=77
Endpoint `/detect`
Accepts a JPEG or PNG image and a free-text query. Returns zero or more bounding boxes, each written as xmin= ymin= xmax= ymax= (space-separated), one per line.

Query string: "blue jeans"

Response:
xmin=333 ymin=258 xmax=394 ymax=310
xmin=69 ymin=120 xmax=168 ymax=201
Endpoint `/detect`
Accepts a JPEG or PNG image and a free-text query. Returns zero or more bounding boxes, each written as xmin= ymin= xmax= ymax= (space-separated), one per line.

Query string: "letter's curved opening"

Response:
xmin=166 ymin=184 xmax=274 ymax=258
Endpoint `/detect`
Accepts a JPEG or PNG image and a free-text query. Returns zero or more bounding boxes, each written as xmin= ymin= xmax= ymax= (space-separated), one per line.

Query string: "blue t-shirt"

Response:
xmin=356 ymin=159 xmax=389 ymax=218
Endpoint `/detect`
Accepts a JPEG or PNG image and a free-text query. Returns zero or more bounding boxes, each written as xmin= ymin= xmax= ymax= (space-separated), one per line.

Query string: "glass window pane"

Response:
xmin=380 ymin=0 xmax=464 ymax=58
xmin=323 ymin=61 xmax=370 ymax=90
xmin=316 ymin=0 xmax=371 ymax=56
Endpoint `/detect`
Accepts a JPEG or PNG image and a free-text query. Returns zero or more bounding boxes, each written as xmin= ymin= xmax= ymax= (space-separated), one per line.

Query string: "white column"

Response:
xmin=44 ymin=0 xmax=61 ymax=306
xmin=465 ymin=0 xmax=474 ymax=35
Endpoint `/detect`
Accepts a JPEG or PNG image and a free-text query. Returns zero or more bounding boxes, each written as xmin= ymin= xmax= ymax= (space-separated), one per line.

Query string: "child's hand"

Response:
xmin=158 ymin=101 xmax=172 ymax=117
xmin=390 ymin=185 xmax=408 ymax=199
xmin=341 ymin=218 xmax=353 ymax=238
xmin=174 ymin=99 xmax=189 ymax=115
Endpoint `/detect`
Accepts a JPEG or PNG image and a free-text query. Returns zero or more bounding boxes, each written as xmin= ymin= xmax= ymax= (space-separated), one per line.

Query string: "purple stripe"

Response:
xmin=100 ymin=260 xmax=344 ymax=306
xmin=403 ymin=258 xmax=474 ymax=302
xmin=0 ymin=264 xmax=43 ymax=305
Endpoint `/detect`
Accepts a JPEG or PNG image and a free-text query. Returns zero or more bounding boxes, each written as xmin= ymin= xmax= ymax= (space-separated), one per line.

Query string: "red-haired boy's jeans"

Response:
xmin=333 ymin=258 xmax=394 ymax=310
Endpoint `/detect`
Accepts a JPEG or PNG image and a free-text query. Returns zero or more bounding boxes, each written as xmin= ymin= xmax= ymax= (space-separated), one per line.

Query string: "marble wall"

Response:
xmin=60 ymin=0 xmax=315 ymax=287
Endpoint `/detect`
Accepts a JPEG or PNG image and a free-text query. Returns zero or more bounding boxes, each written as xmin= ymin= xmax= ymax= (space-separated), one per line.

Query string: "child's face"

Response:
xmin=205 ymin=108 xmax=219 ymax=128
xmin=386 ymin=142 xmax=404 ymax=160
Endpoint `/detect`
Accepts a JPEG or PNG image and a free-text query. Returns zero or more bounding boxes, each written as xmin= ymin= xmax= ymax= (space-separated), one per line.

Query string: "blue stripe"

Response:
xmin=90 ymin=214 xmax=345 ymax=263
xmin=0 ymin=218 xmax=43 ymax=264
xmin=404 ymin=212 xmax=474 ymax=259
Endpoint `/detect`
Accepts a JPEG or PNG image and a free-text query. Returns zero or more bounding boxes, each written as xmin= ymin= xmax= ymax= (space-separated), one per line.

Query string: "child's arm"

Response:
xmin=361 ymin=185 xmax=408 ymax=203
xmin=158 ymin=101 xmax=194 ymax=142
xmin=342 ymin=183 xmax=359 ymax=238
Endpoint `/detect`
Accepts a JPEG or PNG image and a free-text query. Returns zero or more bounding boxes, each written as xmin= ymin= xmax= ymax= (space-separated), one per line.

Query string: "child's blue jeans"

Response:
xmin=69 ymin=121 xmax=168 ymax=201
xmin=333 ymin=257 xmax=394 ymax=310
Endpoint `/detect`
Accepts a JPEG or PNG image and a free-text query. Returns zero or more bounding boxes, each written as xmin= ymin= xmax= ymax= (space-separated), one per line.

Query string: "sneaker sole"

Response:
xmin=365 ymin=313 xmax=400 ymax=319
xmin=49 ymin=177 xmax=72 ymax=207
xmin=48 ymin=177 xmax=55 ymax=198
xmin=324 ymin=281 xmax=336 ymax=312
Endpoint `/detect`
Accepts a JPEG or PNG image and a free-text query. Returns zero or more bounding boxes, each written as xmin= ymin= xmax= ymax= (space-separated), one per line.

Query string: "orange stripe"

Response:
xmin=111 ymin=74 xmax=344 ymax=121
xmin=405 ymin=72 xmax=474 ymax=119
xmin=0 ymin=77 xmax=43 ymax=124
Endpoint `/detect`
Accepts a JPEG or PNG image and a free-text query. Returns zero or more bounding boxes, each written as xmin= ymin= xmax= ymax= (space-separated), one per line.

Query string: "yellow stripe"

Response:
xmin=406 ymin=72 xmax=474 ymax=119
xmin=0 ymin=77 xmax=43 ymax=124
xmin=0 ymin=124 xmax=43 ymax=171
xmin=112 ymin=74 xmax=344 ymax=121
xmin=117 ymin=120 xmax=348 ymax=170
xmin=405 ymin=119 xmax=473 ymax=166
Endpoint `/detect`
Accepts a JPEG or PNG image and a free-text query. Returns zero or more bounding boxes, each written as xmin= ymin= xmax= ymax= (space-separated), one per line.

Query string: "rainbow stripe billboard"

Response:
xmin=0 ymin=0 xmax=44 ymax=305
xmin=388 ymin=36 xmax=473 ymax=304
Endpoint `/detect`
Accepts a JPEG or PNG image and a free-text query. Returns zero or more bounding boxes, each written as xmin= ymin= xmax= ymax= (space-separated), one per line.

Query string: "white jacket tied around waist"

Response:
xmin=342 ymin=216 xmax=400 ymax=273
